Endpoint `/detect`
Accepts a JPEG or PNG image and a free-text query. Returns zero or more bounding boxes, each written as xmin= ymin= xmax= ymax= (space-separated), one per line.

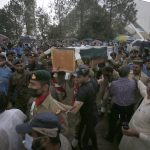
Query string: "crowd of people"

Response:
xmin=0 ymin=39 xmax=150 ymax=150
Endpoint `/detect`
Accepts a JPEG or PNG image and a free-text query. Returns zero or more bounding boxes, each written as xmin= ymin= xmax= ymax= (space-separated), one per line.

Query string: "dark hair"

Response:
xmin=0 ymin=55 xmax=6 ymax=60
xmin=0 ymin=93 xmax=8 ymax=113
xmin=24 ymin=47 xmax=30 ymax=52
xmin=118 ymin=66 xmax=130 ymax=77
xmin=6 ymin=51 xmax=15 ymax=57
xmin=103 ymin=66 xmax=113 ymax=73
xmin=133 ymin=62 xmax=143 ymax=68
xmin=110 ymin=52 xmax=116 ymax=58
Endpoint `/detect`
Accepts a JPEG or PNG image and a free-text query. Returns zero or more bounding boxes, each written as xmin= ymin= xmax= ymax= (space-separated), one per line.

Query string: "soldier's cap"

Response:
xmin=73 ymin=65 xmax=89 ymax=77
xmin=16 ymin=112 xmax=61 ymax=137
xmin=31 ymin=70 xmax=51 ymax=84
xmin=133 ymin=59 xmax=143 ymax=64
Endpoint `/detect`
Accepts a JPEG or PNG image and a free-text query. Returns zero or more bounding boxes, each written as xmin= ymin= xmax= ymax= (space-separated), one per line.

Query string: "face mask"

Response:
xmin=32 ymin=138 xmax=45 ymax=150
xmin=29 ymin=89 xmax=40 ymax=97
xmin=23 ymin=134 xmax=33 ymax=150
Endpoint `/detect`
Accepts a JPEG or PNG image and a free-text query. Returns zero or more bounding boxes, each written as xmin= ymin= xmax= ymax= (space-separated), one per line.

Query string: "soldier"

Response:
xmin=25 ymin=52 xmax=45 ymax=71
xmin=50 ymin=71 xmax=67 ymax=102
xmin=8 ymin=59 xmax=30 ymax=113
xmin=28 ymin=70 xmax=72 ymax=135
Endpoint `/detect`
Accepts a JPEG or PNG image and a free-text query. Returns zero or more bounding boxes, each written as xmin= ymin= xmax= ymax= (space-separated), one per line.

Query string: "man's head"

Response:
xmin=0 ymin=54 xmax=6 ymax=62
xmin=52 ymin=71 xmax=66 ymax=85
xmin=102 ymin=66 xmax=113 ymax=81
xmin=28 ymin=52 xmax=38 ymax=64
xmin=24 ymin=48 xmax=31 ymax=56
xmin=118 ymin=65 xmax=130 ymax=77
xmin=18 ymin=41 xmax=23 ymax=47
xmin=13 ymin=59 xmax=24 ymax=73
xmin=6 ymin=51 xmax=16 ymax=62
xmin=132 ymin=60 xmax=143 ymax=75
xmin=16 ymin=112 xmax=61 ymax=150
xmin=28 ymin=70 xmax=51 ymax=97
xmin=110 ymin=52 xmax=116 ymax=60
xmin=73 ymin=65 xmax=90 ymax=84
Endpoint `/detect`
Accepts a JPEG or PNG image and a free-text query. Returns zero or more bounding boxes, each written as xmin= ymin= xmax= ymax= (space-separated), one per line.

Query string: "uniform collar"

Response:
xmin=41 ymin=93 xmax=51 ymax=109
xmin=35 ymin=92 xmax=49 ymax=106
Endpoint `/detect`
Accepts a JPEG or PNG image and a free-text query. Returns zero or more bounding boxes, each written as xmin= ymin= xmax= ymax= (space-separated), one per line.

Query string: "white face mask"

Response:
xmin=23 ymin=134 xmax=33 ymax=150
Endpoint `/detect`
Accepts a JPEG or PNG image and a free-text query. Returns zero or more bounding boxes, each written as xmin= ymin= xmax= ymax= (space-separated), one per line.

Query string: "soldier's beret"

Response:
xmin=31 ymin=70 xmax=51 ymax=84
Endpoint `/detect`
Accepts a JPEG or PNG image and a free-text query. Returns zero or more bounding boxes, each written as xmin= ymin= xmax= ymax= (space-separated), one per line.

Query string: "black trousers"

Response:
xmin=107 ymin=103 xmax=134 ymax=142
xmin=76 ymin=116 xmax=98 ymax=150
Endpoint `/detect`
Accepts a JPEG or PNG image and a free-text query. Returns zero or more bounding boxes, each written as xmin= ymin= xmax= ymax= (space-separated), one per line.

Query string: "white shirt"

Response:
xmin=60 ymin=134 xmax=72 ymax=150
xmin=0 ymin=109 xmax=26 ymax=150
xmin=119 ymin=80 xmax=150 ymax=150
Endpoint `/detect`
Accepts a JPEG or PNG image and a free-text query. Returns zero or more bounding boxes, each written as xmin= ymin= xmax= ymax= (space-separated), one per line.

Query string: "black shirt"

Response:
xmin=76 ymin=79 xmax=98 ymax=120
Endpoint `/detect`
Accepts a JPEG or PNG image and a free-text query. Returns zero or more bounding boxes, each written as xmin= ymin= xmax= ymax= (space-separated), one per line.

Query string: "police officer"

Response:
xmin=16 ymin=112 xmax=72 ymax=150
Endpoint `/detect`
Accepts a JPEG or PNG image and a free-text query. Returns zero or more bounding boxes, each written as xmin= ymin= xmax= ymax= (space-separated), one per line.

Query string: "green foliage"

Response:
xmin=105 ymin=0 xmax=137 ymax=34
xmin=59 ymin=0 xmax=137 ymax=39
xmin=0 ymin=0 xmax=24 ymax=39
xmin=36 ymin=7 xmax=50 ymax=40
xmin=0 ymin=0 xmax=137 ymax=40
xmin=78 ymin=7 xmax=111 ymax=39
xmin=23 ymin=0 xmax=36 ymax=35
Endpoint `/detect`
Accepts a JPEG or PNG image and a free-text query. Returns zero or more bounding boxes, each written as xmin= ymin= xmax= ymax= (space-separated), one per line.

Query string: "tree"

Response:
xmin=36 ymin=7 xmax=51 ymax=40
xmin=0 ymin=0 xmax=24 ymax=40
xmin=53 ymin=0 xmax=78 ymax=38
xmin=105 ymin=0 xmax=137 ymax=35
xmin=23 ymin=0 xmax=36 ymax=35
xmin=79 ymin=6 xmax=110 ymax=39
xmin=60 ymin=0 xmax=137 ymax=39
xmin=7 ymin=0 xmax=24 ymax=38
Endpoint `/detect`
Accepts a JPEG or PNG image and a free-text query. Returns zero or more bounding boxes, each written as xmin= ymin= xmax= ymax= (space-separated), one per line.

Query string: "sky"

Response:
xmin=0 ymin=0 xmax=51 ymax=9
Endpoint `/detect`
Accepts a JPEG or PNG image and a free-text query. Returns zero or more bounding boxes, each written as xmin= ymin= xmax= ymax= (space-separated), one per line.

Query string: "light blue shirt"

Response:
xmin=0 ymin=65 xmax=12 ymax=94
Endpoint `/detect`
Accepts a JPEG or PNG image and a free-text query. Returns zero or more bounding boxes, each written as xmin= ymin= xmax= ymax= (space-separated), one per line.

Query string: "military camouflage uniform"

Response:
xmin=8 ymin=70 xmax=30 ymax=113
